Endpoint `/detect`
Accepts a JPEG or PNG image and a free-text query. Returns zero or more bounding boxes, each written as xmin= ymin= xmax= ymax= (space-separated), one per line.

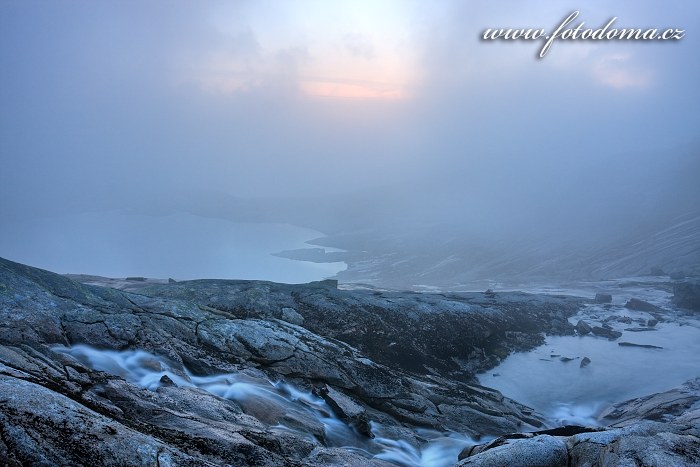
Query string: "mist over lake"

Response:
xmin=0 ymin=211 xmax=345 ymax=282
xmin=1 ymin=1 xmax=699 ymax=466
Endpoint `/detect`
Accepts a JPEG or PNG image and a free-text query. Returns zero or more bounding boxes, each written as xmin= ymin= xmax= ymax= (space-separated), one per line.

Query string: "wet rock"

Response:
xmin=159 ymin=374 xmax=177 ymax=387
xmin=591 ymin=326 xmax=622 ymax=340
xmin=624 ymin=298 xmax=660 ymax=312
xmin=315 ymin=385 xmax=373 ymax=438
xmin=673 ymin=281 xmax=700 ymax=311
xmin=0 ymin=256 xmax=563 ymax=464
xmin=579 ymin=357 xmax=591 ymax=368
xmin=574 ymin=320 xmax=592 ymax=335
xmin=624 ymin=327 xmax=656 ymax=332
xmin=594 ymin=293 xmax=612 ymax=303
xmin=647 ymin=318 xmax=659 ymax=327
xmin=618 ymin=342 xmax=663 ymax=349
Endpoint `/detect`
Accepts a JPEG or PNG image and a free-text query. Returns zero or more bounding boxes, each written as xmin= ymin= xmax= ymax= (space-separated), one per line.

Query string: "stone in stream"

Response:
xmin=618 ymin=342 xmax=664 ymax=349
xmin=624 ymin=298 xmax=660 ymax=312
xmin=315 ymin=385 xmax=373 ymax=438
xmin=574 ymin=320 xmax=592 ymax=335
xmin=579 ymin=357 xmax=591 ymax=368
xmin=159 ymin=374 xmax=177 ymax=387
xmin=591 ymin=326 xmax=622 ymax=340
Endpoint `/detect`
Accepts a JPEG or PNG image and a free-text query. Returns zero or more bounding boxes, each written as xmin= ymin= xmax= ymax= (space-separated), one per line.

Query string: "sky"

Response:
xmin=1 ymin=1 xmax=699 ymax=280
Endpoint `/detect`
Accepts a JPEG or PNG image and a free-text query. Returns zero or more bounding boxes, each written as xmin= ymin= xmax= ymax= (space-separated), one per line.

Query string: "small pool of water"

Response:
xmin=479 ymin=281 xmax=700 ymax=426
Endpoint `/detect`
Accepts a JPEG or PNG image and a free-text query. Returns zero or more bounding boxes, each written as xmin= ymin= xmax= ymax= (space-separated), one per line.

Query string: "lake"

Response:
xmin=0 ymin=210 xmax=346 ymax=283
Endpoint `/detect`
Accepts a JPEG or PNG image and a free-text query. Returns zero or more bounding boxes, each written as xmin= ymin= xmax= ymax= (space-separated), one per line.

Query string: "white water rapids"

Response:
xmin=53 ymin=344 xmax=474 ymax=467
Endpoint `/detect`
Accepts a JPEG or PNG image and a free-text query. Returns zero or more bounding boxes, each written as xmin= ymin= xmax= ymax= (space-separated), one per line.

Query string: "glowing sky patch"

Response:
xmin=300 ymin=80 xmax=407 ymax=100
xmin=198 ymin=0 xmax=418 ymax=100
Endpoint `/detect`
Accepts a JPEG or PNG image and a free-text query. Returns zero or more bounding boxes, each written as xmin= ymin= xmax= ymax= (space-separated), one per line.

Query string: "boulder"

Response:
xmin=594 ymin=293 xmax=612 ymax=303
xmin=579 ymin=357 xmax=591 ymax=368
xmin=574 ymin=320 xmax=592 ymax=335
xmin=315 ymin=385 xmax=373 ymax=438
xmin=591 ymin=326 xmax=622 ymax=340
xmin=624 ymin=298 xmax=660 ymax=312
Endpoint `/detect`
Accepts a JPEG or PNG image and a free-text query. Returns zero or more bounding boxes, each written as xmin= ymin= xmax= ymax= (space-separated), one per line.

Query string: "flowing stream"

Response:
xmin=53 ymin=344 xmax=473 ymax=467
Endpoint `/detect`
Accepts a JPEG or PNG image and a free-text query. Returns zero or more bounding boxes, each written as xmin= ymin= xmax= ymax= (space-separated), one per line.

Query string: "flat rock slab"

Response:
xmin=618 ymin=342 xmax=664 ymax=349
xmin=458 ymin=434 xmax=568 ymax=467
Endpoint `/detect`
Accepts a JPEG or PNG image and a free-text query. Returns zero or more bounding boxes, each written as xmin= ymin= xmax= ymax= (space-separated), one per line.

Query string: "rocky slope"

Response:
xmin=0 ymin=256 xmax=583 ymax=466
xmin=458 ymin=378 xmax=700 ymax=466
xmin=1 ymin=256 xmax=698 ymax=466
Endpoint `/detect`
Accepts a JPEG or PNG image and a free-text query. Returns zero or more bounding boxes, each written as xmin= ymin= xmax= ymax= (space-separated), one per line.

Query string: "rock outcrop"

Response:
xmin=2 ymin=256 xmax=697 ymax=466
xmin=624 ymin=298 xmax=660 ymax=312
xmin=0 ymin=257 xmax=583 ymax=466
xmin=574 ymin=320 xmax=592 ymax=335
xmin=459 ymin=379 xmax=700 ymax=466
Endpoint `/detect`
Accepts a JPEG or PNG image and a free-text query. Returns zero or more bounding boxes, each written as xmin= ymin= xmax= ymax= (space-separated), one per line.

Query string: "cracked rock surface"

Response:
xmin=458 ymin=380 xmax=700 ymax=466
xmin=2 ymin=256 xmax=697 ymax=466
